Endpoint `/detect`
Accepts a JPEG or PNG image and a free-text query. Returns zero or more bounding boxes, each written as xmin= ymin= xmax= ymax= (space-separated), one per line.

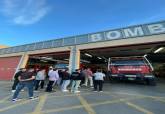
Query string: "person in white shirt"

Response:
xmin=46 ymin=68 xmax=59 ymax=92
xmin=48 ymin=66 xmax=53 ymax=76
xmin=93 ymin=69 xmax=105 ymax=92
xmin=35 ymin=68 xmax=46 ymax=90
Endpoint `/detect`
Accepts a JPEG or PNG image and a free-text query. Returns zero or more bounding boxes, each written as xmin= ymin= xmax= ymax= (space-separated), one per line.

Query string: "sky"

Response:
xmin=0 ymin=0 xmax=165 ymax=46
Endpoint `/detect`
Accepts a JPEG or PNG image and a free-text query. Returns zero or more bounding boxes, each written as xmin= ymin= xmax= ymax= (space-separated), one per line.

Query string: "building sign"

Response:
xmin=105 ymin=30 xmax=123 ymax=40
xmin=89 ymin=21 xmax=165 ymax=42
xmin=0 ymin=21 xmax=165 ymax=55
xmin=147 ymin=24 xmax=165 ymax=34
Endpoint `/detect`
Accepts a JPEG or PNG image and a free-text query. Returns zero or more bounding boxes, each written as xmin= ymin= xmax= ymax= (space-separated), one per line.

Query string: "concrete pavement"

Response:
xmin=0 ymin=80 xmax=165 ymax=114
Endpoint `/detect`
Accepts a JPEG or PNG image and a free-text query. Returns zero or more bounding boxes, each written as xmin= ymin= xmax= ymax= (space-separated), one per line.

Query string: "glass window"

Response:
xmin=6 ymin=48 xmax=12 ymax=53
xmin=18 ymin=45 xmax=26 ymax=52
xmin=76 ymin=35 xmax=88 ymax=44
xmin=63 ymin=37 xmax=75 ymax=46
xmin=43 ymin=41 xmax=53 ymax=49
xmin=27 ymin=44 xmax=36 ymax=51
xmin=4 ymin=48 xmax=10 ymax=54
xmin=1 ymin=48 xmax=7 ymax=54
xmin=0 ymin=49 xmax=2 ymax=54
xmin=35 ymin=42 xmax=43 ymax=50
xmin=111 ymin=60 xmax=145 ymax=66
xmin=52 ymin=39 xmax=63 ymax=47
xmin=11 ymin=47 xmax=17 ymax=53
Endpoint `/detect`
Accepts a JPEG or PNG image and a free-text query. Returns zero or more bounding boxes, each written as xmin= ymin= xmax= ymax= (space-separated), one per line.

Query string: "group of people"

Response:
xmin=11 ymin=66 xmax=106 ymax=102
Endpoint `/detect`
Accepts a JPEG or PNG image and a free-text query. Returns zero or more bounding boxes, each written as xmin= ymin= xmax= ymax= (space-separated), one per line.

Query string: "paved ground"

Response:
xmin=0 ymin=80 xmax=165 ymax=114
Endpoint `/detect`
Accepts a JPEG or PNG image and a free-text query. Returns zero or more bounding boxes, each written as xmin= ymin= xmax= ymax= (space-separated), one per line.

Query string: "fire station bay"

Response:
xmin=0 ymin=20 xmax=165 ymax=80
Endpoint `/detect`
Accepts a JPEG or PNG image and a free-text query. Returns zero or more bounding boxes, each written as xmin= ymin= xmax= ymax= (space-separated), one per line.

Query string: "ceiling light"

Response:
xmin=40 ymin=60 xmax=48 ymax=62
xmin=41 ymin=57 xmax=53 ymax=60
xmin=154 ymin=47 xmax=164 ymax=53
xmin=97 ymin=57 xmax=102 ymax=59
xmin=80 ymin=59 xmax=90 ymax=63
xmin=85 ymin=53 xmax=92 ymax=57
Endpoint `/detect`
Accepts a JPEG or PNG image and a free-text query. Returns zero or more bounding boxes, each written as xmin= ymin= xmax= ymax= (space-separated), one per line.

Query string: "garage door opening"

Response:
xmin=80 ymin=42 xmax=165 ymax=79
xmin=27 ymin=51 xmax=70 ymax=71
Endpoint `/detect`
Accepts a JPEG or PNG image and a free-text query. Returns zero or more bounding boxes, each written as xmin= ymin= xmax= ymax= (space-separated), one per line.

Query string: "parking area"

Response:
xmin=0 ymin=80 xmax=165 ymax=114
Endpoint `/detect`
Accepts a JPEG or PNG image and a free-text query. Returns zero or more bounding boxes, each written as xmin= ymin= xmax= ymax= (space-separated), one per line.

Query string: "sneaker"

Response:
xmin=12 ymin=98 xmax=22 ymax=102
xmin=99 ymin=91 xmax=103 ymax=92
xmin=93 ymin=90 xmax=98 ymax=92
xmin=21 ymin=89 xmax=24 ymax=92
xmin=74 ymin=90 xmax=80 ymax=93
xmin=62 ymin=90 xmax=69 ymax=92
xmin=82 ymin=84 xmax=87 ymax=87
xmin=11 ymin=90 xmax=16 ymax=93
xmin=90 ymin=86 xmax=94 ymax=88
xmin=29 ymin=96 xmax=39 ymax=100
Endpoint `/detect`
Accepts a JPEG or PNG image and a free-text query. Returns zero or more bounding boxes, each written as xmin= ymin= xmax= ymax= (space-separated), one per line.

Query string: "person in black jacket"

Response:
xmin=11 ymin=68 xmax=26 ymax=93
xmin=70 ymin=69 xmax=82 ymax=93
xmin=61 ymin=68 xmax=71 ymax=92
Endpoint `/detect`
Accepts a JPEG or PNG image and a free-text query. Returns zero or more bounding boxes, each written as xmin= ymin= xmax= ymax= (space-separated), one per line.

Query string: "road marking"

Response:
xmin=0 ymin=91 xmax=161 ymax=114
xmin=154 ymin=98 xmax=165 ymax=103
xmin=48 ymin=92 xmax=93 ymax=99
xmin=48 ymin=91 xmax=165 ymax=104
xmin=77 ymin=95 xmax=96 ymax=114
xmin=0 ymin=100 xmax=32 ymax=112
xmin=91 ymin=96 xmax=145 ymax=106
xmin=112 ymin=92 xmax=165 ymax=99
xmin=43 ymin=96 xmax=145 ymax=114
xmin=102 ymin=91 xmax=124 ymax=98
xmin=43 ymin=99 xmax=126 ymax=113
xmin=0 ymin=95 xmax=11 ymax=103
xmin=126 ymin=102 xmax=154 ymax=114
xmin=43 ymin=105 xmax=83 ymax=113
xmin=30 ymin=94 xmax=47 ymax=114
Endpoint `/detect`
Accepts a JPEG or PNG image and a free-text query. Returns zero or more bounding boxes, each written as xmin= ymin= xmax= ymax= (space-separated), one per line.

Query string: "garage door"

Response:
xmin=0 ymin=56 xmax=21 ymax=80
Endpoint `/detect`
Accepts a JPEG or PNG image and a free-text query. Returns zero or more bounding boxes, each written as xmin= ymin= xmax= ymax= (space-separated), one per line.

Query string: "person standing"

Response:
xmin=70 ymin=69 xmax=82 ymax=93
xmin=12 ymin=67 xmax=37 ymax=102
xmin=46 ymin=68 xmax=59 ymax=92
xmin=80 ymin=68 xmax=86 ymax=86
xmin=48 ymin=66 xmax=53 ymax=76
xmin=93 ymin=69 xmax=105 ymax=92
xmin=57 ymin=70 xmax=63 ymax=86
xmin=11 ymin=68 xmax=26 ymax=93
xmin=35 ymin=68 xmax=46 ymax=91
xmin=61 ymin=68 xmax=70 ymax=92
xmin=84 ymin=68 xmax=93 ymax=87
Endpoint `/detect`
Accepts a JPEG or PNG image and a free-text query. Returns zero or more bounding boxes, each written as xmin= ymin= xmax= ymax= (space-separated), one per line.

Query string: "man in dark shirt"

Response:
xmin=70 ymin=69 xmax=82 ymax=93
xmin=11 ymin=68 xmax=26 ymax=92
xmin=12 ymin=67 xmax=36 ymax=102
xmin=61 ymin=68 xmax=71 ymax=92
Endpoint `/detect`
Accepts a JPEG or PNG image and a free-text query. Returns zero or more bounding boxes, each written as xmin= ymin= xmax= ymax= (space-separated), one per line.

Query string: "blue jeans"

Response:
xmin=12 ymin=81 xmax=34 ymax=99
xmin=61 ymin=80 xmax=70 ymax=91
xmin=71 ymin=80 xmax=81 ymax=92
